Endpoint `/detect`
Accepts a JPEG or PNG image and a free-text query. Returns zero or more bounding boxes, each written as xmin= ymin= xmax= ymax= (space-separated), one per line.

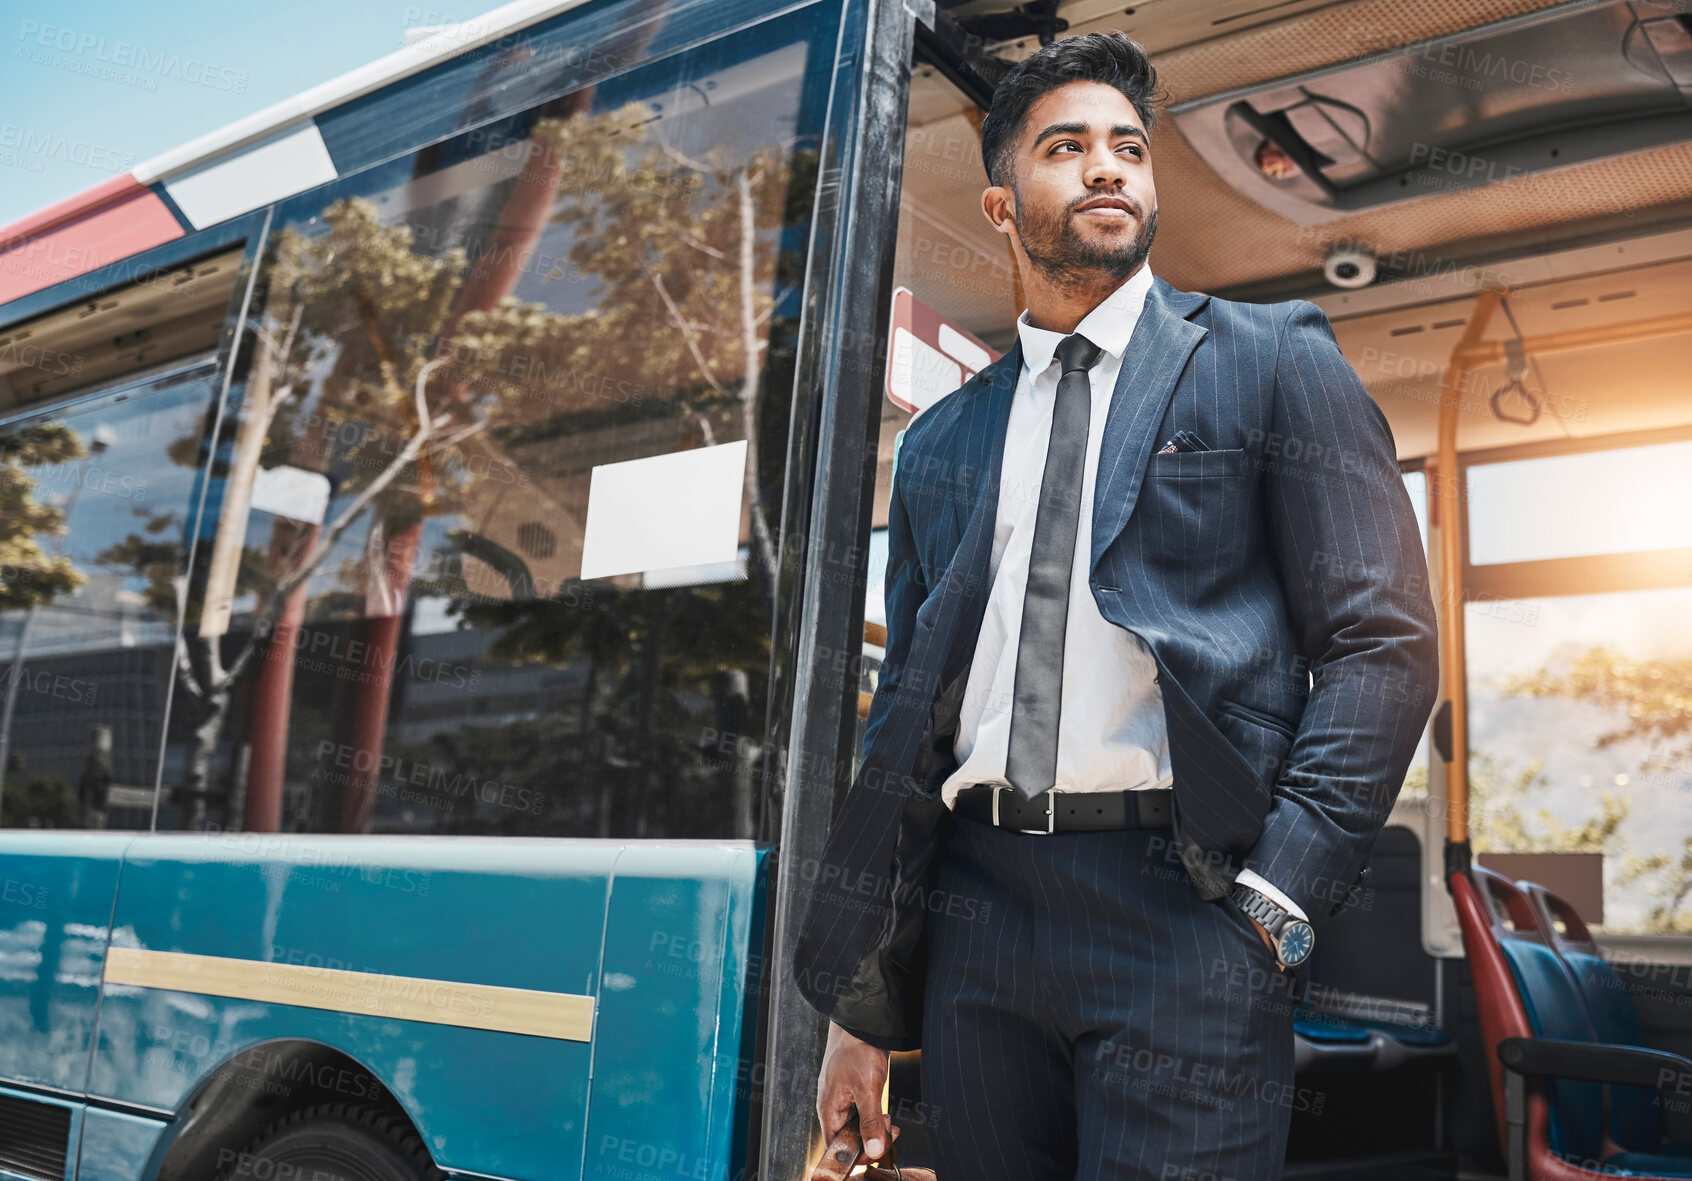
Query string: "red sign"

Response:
xmin=885 ymin=287 xmax=1000 ymax=416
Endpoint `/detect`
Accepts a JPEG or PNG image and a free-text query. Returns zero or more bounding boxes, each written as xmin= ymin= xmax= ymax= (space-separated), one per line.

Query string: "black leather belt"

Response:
xmin=953 ymin=784 xmax=1173 ymax=834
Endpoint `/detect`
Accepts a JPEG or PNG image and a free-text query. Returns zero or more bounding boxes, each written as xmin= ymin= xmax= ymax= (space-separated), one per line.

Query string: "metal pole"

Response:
xmin=1436 ymin=288 xmax=1503 ymax=855
xmin=1453 ymin=306 xmax=1692 ymax=367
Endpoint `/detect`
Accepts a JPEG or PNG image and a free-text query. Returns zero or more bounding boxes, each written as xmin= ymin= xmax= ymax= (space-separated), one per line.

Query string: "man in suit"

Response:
xmin=793 ymin=30 xmax=1439 ymax=1180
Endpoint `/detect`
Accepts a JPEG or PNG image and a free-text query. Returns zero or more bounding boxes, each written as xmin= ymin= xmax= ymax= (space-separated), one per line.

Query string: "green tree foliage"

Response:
xmin=0 ymin=765 xmax=75 ymax=827
xmin=0 ymin=424 xmax=87 ymax=609
xmin=1502 ymin=645 xmax=1692 ymax=774
xmin=1501 ymin=645 xmax=1692 ymax=930
xmin=1468 ymin=752 xmax=1627 ymax=855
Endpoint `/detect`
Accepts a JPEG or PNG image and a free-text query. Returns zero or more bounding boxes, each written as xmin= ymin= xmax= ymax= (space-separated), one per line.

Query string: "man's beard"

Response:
xmin=1015 ymin=191 xmax=1158 ymax=295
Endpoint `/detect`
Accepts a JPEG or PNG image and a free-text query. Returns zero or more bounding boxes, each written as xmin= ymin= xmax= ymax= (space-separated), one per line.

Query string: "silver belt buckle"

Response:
xmin=993 ymin=785 xmax=1056 ymax=834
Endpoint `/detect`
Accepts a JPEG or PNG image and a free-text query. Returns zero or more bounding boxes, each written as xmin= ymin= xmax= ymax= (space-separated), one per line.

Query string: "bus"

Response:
xmin=0 ymin=0 xmax=1689 ymax=1177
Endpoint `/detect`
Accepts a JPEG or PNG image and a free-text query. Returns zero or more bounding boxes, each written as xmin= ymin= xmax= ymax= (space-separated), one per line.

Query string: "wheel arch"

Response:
xmin=144 ymin=1038 xmax=434 ymax=1181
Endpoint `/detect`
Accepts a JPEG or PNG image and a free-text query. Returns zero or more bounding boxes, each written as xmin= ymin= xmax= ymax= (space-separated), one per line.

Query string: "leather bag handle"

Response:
xmin=807 ymin=1107 xmax=935 ymax=1181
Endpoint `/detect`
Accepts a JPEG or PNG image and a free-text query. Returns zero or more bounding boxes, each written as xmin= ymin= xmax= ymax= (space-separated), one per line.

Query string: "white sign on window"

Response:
xmin=580 ymin=440 xmax=748 ymax=582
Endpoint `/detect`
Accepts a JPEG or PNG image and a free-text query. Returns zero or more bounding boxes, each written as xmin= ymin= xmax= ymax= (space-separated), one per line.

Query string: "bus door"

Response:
xmin=766 ymin=3 xmax=1692 ymax=1179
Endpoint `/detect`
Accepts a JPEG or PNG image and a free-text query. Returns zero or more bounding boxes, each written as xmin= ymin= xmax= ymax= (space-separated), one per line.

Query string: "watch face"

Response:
xmin=1276 ymin=921 xmax=1315 ymax=967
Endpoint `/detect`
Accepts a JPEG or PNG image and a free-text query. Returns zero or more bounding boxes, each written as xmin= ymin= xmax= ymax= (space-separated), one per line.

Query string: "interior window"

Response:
xmin=1467 ymin=440 xmax=1692 ymax=565
xmin=1396 ymin=468 xmax=1431 ymax=797
xmin=881 ymin=65 xmax=1016 ymax=524
xmin=1463 ymin=439 xmax=1692 ymax=940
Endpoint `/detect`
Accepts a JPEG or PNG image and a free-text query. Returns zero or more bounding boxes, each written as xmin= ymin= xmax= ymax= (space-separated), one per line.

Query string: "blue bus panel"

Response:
xmin=0 ymin=833 xmax=767 ymax=1181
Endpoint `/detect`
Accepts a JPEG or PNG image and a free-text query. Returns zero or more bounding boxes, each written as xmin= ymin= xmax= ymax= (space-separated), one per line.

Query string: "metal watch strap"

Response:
xmin=1231 ymin=883 xmax=1287 ymax=937
xmin=1231 ymin=883 xmax=1316 ymax=970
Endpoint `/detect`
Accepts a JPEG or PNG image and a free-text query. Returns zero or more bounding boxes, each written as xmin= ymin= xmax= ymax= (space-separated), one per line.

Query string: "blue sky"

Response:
xmin=0 ymin=0 xmax=509 ymax=226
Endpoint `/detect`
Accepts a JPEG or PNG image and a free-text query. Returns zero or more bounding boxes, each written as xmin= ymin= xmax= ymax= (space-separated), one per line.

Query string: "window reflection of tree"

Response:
xmin=0 ymin=423 xmax=91 ymax=827
xmin=104 ymin=98 xmax=813 ymax=839
xmin=1 ymin=393 xmax=201 ymax=832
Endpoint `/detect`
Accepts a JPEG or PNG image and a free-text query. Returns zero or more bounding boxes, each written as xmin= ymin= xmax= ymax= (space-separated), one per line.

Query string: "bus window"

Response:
xmin=1396 ymin=468 xmax=1431 ymax=799
xmin=155 ymin=10 xmax=833 ymax=839
xmin=1467 ymin=439 xmax=1692 ymax=565
xmin=1463 ymin=438 xmax=1692 ymax=933
xmin=0 ymin=251 xmax=241 ymax=829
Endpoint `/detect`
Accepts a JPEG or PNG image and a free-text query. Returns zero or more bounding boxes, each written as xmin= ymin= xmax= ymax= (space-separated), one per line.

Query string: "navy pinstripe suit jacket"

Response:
xmin=792 ymin=275 xmax=1440 ymax=1051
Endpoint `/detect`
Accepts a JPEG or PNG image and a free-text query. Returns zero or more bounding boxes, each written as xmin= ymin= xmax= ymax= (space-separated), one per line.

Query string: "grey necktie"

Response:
xmin=1005 ymin=332 xmax=1102 ymax=800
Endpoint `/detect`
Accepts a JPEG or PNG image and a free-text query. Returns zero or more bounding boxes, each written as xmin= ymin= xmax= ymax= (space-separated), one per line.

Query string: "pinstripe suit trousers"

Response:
xmin=919 ymin=809 xmax=1298 ymax=1181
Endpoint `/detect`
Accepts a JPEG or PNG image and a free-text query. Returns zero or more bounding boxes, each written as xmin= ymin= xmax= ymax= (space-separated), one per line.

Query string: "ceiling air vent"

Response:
xmin=1171 ymin=0 xmax=1692 ymax=223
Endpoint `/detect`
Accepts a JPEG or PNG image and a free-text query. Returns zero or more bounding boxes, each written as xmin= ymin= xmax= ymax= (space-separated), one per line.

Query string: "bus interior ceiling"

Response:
xmin=895 ymin=0 xmax=1692 ymax=478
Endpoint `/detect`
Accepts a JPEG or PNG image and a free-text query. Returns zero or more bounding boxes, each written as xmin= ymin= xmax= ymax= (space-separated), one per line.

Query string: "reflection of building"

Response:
xmin=0 ymin=573 xmax=176 ymax=827
xmin=0 ymin=574 xmax=170 ymax=660
xmin=383 ymin=626 xmax=588 ymax=747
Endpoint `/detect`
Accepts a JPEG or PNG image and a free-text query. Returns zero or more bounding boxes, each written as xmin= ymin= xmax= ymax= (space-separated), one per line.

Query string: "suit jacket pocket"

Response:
xmin=1216 ymin=698 xmax=1297 ymax=738
xmin=1213 ymin=698 xmax=1297 ymax=786
xmin=1132 ymin=450 xmax=1257 ymax=590
xmin=1145 ymin=446 xmax=1249 ymax=478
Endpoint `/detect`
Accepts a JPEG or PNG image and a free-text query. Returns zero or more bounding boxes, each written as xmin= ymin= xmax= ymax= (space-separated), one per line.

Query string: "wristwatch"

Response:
xmin=1230 ymin=883 xmax=1316 ymax=968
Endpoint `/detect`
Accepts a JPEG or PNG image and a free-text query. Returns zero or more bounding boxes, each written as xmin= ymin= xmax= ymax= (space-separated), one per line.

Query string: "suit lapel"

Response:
xmin=1088 ymin=277 xmax=1210 ymax=573
xmin=935 ymin=340 xmax=1019 ymax=551
xmin=910 ymin=342 xmax=1020 ymax=689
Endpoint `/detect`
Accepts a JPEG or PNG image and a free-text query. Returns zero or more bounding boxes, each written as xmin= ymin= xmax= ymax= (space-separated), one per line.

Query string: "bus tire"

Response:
xmin=218 ymin=1102 xmax=445 ymax=1181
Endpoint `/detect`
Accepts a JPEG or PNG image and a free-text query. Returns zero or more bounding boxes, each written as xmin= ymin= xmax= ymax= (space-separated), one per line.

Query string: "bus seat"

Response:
xmin=1520 ymin=881 xmax=1667 ymax=1156
xmin=1289 ymin=823 xmax=1454 ymax=1077
xmin=1453 ymin=866 xmax=1692 ymax=1180
xmin=1294 ymin=1018 xmax=1373 ymax=1044
xmin=1292 ymin=1008 xmax=1455 ymax=1073
xmin=1281 ymin=824 xmax=1456 ymax=1175
xmin=1293 ymin=1015 xmax=1378 ymax=1071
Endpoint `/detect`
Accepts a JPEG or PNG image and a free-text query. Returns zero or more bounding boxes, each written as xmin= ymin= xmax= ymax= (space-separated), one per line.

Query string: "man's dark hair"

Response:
xmin=978 ymin=32 xmax=1165 ymax=188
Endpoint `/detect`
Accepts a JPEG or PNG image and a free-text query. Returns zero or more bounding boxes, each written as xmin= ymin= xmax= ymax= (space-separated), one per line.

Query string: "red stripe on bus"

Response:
xmin=0 ymin=175 xmax=183 ymax=306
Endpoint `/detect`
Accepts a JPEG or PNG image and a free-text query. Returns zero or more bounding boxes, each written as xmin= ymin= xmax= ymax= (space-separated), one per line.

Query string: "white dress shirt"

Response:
xmin=934 ymin=263 xmax=1304 ymax=919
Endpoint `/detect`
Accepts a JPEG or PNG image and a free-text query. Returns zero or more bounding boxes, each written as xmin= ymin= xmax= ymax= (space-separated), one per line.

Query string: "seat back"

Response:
xmin=1521 ymin=880 xmax=1661 ymax=1153
xmin=1452 ymin=866 xmax=1605 ymax=1167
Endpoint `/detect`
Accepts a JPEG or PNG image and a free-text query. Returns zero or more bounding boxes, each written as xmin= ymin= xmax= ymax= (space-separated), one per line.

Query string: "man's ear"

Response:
xmin=981 ymin=184 xmax=1017 ymax=239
